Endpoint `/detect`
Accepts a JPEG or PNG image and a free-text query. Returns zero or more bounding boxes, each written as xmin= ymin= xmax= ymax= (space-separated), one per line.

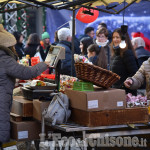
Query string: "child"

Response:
xmin=87 ymin=44 xmax=107 ymax=69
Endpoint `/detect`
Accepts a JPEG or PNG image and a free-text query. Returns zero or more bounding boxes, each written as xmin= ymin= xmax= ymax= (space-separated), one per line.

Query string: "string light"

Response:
xmin=119 ymin=0 xmax=127 ymax=49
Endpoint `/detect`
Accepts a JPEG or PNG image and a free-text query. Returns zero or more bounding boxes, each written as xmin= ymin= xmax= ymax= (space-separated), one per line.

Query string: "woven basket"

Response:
xmin=75 ymin=62 xmax=120 ymax=88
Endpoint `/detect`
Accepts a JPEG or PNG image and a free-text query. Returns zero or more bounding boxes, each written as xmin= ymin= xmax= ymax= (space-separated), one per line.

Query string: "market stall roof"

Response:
xmin=0 ymin=0 xmax=141 ymax=14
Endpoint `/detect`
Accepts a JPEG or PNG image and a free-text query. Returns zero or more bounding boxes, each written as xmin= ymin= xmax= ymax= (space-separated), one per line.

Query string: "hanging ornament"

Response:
xmin=18 ymin=17 xmax=21 ymax=20
xmin=76 ymin=7 xmax=99 ymax=23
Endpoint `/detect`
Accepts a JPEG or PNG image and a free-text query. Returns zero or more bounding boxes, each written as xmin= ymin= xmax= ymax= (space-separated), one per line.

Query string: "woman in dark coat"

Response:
xmin=24 ymin=33 xmax=46 ymax=64
xmin=13 ymin=31 xmax=25 ymax=59
xmin=0 ymin=24 xmax=49 ymax=143
xmin=111 ymin=28 xmax=139 ymax=95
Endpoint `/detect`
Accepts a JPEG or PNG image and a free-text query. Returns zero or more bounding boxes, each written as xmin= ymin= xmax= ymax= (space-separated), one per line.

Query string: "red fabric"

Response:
xmin=76 ymin=7 xmax=99 ymax=23
xmin=132 ymin=32 xmax=150 ymax=52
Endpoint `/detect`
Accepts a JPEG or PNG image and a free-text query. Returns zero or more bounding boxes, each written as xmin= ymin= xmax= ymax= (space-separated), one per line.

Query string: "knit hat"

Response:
xmin=0 ymin=24 xmax=16 ymax=47
xmin=42 ymin=32 xmax=50 ymax=40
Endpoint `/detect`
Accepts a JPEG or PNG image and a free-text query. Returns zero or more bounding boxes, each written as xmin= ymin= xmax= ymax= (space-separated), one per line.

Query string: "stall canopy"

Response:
xmin=0 ymin=0 xmax=141 ymax=14
xmin=0 ymin=0 xmax=142 ymax=76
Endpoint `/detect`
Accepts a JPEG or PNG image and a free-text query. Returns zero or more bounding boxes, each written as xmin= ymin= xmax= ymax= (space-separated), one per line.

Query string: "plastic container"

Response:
xmin=73 ymin=81 xmax=94 ymax=91
xmin=31 ymin=57 xmax=40 ymax=66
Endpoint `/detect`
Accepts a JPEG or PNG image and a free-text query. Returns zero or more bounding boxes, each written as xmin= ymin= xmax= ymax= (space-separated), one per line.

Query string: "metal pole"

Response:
xmin=71 ymin=8 xmax=75 ymax=76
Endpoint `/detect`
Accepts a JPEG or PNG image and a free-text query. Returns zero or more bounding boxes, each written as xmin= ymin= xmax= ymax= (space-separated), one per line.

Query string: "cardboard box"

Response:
xmin=65 ymin=88 xmax=126 ymax=111
xmin=11 ymin=96 xmax=33 ymax=117
xmin=71 ymin=107 xmax=149 ymax=127
xmin=33 ymin=100 xmax=50 ymax=121
xmin=10 ymin=120 xmax=41 ymax=141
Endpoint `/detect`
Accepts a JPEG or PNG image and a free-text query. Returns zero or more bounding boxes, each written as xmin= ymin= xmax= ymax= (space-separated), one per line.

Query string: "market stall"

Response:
xmin=1 ymin=0 xmax=150 ymax=149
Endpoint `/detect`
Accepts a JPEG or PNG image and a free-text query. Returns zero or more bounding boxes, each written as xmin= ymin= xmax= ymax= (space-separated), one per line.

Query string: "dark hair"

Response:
xmin=87 ymin=44 xmax=107 ymax=69
xmin=13 ymin=31 xmax=22 ymax=43
xmin=80 ymin=37 xmax=94 ymax=55
xmin=84 ymin=27 xmax=94 ymax=35
xmin=99 ymin=22 xmax=107 ymax=29
xmin=111 ymin=28 xmax=136 ymax=58
xmin=27 ymin=33 xmax=40 ymax=45
xmin=96 ymin=27 xmax=108 ymax=37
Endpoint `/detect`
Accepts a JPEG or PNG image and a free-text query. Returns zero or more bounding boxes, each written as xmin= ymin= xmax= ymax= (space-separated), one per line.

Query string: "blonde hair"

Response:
xmin=132 ymin=37 xmax=145 ymax=48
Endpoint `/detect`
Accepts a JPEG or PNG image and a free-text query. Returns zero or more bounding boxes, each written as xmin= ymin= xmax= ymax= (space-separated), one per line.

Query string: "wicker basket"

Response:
xmin=75 ymin=62 xmax=120 ymax=88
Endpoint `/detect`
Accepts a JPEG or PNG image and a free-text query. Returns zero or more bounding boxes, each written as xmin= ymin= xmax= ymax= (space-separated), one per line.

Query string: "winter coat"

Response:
xmin=57 ymin=41 xmax=76 ymax=77
xmin=135 ymin=46 xmax=150 ymax=67
xmin=0 ymin=45 xmax=47 ymax=142
xmin=88 ymin=55 xmax=98 ymax=65
xmin=111 ymin=48 xmax=138 ymax=95
xmin=128 ymin=58 xmax=150 ymax=99
xmin=24 ymin=44 xmax=46 ymax=62
xmin=78 ymin=34 xmax=91 ymax=41
xmin=15 ymin=43 xmax=25 ymax=59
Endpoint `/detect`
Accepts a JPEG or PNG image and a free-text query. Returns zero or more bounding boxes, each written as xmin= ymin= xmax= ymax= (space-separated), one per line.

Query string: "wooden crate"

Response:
xmin=71 ymin=107 xmax=149 ymax=127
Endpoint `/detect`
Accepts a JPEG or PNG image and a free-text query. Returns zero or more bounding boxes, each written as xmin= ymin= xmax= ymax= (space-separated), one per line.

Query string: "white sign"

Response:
xmin=117 ymin=101 xmax=123 ymax=107
xmin=88 ymin=100 xmax=98 ymax=109
xmin=18 ymin=131 xmax=28 ymax=139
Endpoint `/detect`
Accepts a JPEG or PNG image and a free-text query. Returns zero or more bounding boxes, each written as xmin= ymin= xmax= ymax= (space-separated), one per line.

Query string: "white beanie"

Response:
xmin=58 ymin=28 xmax=71 ymax=41
xmin=0 ymin=24 xmax=16 ymax=47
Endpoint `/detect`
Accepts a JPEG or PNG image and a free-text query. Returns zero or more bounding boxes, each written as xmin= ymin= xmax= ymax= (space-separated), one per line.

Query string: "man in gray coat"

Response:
xmin=0 ymin=24 xmax=49 ymax=143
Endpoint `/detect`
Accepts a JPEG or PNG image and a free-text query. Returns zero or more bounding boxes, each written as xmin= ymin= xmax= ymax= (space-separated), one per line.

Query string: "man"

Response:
xmin=132 ymin=37 xmax=150 ymax=67
xmin=57 ymin=27 xmax=76 ymax=76
xmin=78 ymin=26 xmax=95 ymax=41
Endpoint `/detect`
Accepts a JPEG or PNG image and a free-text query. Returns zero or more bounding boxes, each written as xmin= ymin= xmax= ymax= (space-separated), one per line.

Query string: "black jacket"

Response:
xmin=57 ymin=41 xmax=76 ymax=77
xmin=15 ymin=43 xmax=25 ymax=59
xmin=111 ymin=48 xmax=138 ymax=95
xmin=136 ymin=46 xmax=150 ymax=67
xmin=24 ymin=44 xmax=46 ymax=64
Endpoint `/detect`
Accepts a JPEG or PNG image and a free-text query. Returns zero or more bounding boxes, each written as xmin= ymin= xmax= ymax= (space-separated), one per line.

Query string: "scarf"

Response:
xmin=96 ymin=40 xmax=109 ymax=47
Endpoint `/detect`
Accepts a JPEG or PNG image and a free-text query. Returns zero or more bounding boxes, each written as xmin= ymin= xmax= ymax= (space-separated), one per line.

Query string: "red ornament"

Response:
xmin=76 ymin=7 xmax=99 ymax=23
xmin=18 ymin=17 xmax=21 ymax=20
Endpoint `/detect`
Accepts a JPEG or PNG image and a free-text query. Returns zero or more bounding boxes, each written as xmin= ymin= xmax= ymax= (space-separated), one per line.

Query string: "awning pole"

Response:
xmin=71 ymin=8 xmax=75 ymax=76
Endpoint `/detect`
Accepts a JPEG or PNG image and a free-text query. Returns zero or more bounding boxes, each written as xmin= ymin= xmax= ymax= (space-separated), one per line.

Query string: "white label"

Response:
xmin=88 ymin=100 xmax=98 ymax=109
xmin=117 ymin=101 xmax=123 ymax=107
xmin=18 ymin=131 xmax=28 ymax=139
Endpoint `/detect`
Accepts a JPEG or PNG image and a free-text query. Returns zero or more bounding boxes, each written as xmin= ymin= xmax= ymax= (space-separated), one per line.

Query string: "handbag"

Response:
xmin=42 ymin=92 xmax=71 ymax=126
xmin=34 ymin=45 xmax=43 ymax=62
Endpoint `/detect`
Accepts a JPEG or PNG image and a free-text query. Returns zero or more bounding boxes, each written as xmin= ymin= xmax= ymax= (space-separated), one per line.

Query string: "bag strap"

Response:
xmin=36 ymin=45 xmax=40 ymax=52
xmin=56 ymin=94 xmax=68 ymax=123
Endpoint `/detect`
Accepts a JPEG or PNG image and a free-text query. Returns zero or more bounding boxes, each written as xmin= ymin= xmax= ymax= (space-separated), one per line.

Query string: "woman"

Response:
xmin=25 ymin=33 xmax=46 ymax=64
xmin=13 ymin=31 xmax=25 ymax=59
xmin=80 ymin=37 xmax=94 ymax=56
xmin=124 ymin=58 xmax=150 ymax=99
xmin=87 ymin=44 xmax=107 ymax=69
xmin=111 ymin=28 xmax=139 ymax=95
xmin=0 ymin=24 xmax=49 ymax=142
xmin=95 ymin=27 xmax=111 ymax=70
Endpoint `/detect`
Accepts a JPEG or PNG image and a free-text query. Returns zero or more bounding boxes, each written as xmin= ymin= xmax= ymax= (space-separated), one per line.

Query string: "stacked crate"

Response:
xmin=10 ymin=96 xmax=51 ymax=141
xmin=65 ymin=88 xmax=149 ymax=127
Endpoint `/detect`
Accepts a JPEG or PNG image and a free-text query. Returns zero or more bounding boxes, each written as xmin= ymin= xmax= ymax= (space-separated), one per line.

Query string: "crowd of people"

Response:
xmin=0 ymin=22 xmax=150 ymax=143
xmin=11 ymin=22 xmax=150 ymax=97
